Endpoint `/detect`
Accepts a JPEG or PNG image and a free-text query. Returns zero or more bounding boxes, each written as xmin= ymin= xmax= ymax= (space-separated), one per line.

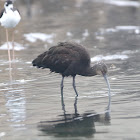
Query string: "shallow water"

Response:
xmin=0 ymin=0 xmax=140 ymax=139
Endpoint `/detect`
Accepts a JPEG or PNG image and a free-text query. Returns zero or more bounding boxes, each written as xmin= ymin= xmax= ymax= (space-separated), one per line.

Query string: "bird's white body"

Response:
xmin=0 ymin=3 xmax=21 ymax=28
xmin=0 ymin=0 xmax=21 ymax=64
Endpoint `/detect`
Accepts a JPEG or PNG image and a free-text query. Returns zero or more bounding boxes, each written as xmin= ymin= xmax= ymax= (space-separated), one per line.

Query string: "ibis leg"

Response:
xmin=61 ymin=76 xmax=64 ymax=95
xmin=73 ymin=76 xmax=78 ymax=96
xmin=60 ymin=76 xmax=65 ymax=112
xmin=61 ymin=89 xmax=66 ymax=113
xmin=74 ymin=96 xmax=78 ymax=115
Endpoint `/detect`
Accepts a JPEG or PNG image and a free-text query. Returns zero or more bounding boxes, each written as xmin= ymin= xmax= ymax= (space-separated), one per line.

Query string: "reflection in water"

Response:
xmin=8 ymin=62 xmax=12 ymax=82
xmin=1 ymin=0 xmax=140 ymax=139
xmin=38 ymin=96 xmax=111 ymax=137
xmin=5 ymin=82 xmax=26 ymax=129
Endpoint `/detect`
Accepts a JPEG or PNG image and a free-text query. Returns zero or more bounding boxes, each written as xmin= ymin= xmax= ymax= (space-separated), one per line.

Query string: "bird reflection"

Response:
xmin=38 ymin=95 xmax=111 ymax=137
xmin=3 ymin=83 xmax=26 ymax=130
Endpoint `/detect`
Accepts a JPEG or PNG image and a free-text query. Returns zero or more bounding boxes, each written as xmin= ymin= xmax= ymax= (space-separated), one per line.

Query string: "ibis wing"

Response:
xmin=32 ymin=42 xmax=91 ymax=76
xmin=41 ymin=52 xmax=78 ymax=74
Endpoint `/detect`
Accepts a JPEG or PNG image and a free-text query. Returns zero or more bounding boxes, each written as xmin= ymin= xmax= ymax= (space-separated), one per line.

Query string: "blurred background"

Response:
xmin=0 ymin=0 xmax=140 ymax=140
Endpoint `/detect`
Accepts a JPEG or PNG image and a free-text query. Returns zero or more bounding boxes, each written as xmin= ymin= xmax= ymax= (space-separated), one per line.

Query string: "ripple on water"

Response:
xmin=91 ymin=49 xmax=139 ymax=62
xmin=96 ymin=26 xmax=140 ymax=35
xmin=96 ymin=0 xmax=140 ymax=7
xmin=109 ymin=73 xmax=140 ymax=96
xmin=23 ymin=33 xmax=56 ymax=44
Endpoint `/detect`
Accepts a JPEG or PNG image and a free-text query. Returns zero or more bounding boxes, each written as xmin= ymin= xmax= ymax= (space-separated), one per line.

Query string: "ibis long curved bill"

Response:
xmin=103 ymin=74 xmax=111 ymax=107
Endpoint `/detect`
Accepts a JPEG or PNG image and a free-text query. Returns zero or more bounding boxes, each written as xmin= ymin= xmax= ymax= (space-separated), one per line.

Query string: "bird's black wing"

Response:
xmin=0 ymin=9 xmax=5 ymax=18
xmin=32 ymin=42 xmax=91 ymax=76
xmin=32 ymin=46 xmax=75 ymax=70
xmin=32 ymin=51 xmax=48 ymax=68
xmin=41 ymin=46 xmax=79 ymax=75
xmin=13 ymin=8 xmax=20 ymax=15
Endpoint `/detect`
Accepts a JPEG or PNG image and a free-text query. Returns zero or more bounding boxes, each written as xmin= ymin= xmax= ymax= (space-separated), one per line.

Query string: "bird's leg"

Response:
xmin=6 ymin=29 xmax=12 ymax=81
xmin=74 ymin=96 xmax=78 ymax=116
xmin=60 ymin=76 xmax=66 ymax=112
xmin=11 ymin=29 xmax=17 ymax=80
xmin=73 ymin=76 xmax=78 ymax=96
xmin=61 ymin=89 xmax=66 ymax=113
xmin=12 ymin=29 xmax=15 ymax=61
xmin=61 ymin=76 xmax=64 ymax=95
xmin=6 ymin=29 xmax=11 ymax=62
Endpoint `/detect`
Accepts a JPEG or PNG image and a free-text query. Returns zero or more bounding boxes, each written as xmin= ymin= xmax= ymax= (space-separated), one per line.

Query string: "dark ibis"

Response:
xmin=32 ymin=42 xmax=111 ymax=100
xmin=0 ymin=0 xmax=21 ymax=61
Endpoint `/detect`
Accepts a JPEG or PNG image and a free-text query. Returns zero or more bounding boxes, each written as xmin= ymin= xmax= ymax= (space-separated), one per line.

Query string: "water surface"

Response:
xmin=0 ymin=0 xmax=140 ymax=139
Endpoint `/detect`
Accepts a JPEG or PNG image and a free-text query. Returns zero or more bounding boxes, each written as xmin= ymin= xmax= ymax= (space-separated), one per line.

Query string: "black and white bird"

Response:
xmin=0 ymin=0 xmax=21 ymax=62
